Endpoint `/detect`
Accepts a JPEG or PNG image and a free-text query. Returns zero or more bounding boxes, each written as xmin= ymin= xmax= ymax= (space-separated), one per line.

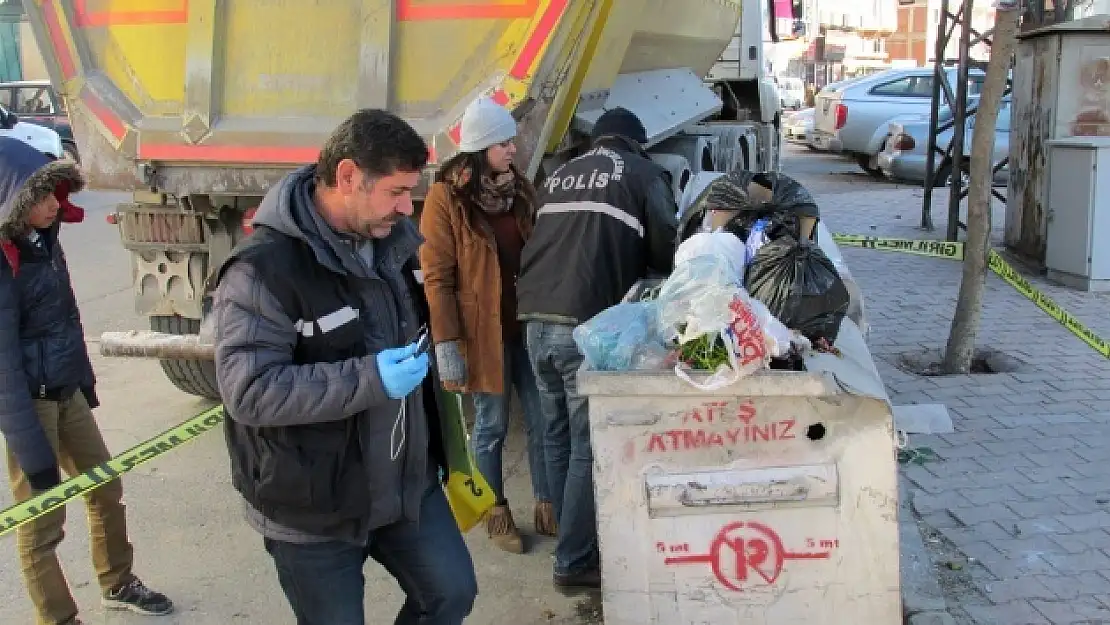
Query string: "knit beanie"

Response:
xmin=458 ymin=97 xmax=517 ymax=153
xmin=590 ymin=107 xmax=648 ymax=145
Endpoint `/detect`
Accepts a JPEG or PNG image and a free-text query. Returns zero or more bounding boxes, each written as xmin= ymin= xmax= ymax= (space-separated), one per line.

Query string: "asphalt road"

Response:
xmin=0 ymin=145 xmax=903 ymax=625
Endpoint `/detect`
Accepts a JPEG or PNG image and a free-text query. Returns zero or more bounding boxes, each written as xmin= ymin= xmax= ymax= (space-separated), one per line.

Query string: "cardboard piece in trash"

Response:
xmin=706 ymin=180 xmax=816 ymax=240
xmin=892 ymin=403 xmax=953 ymax=435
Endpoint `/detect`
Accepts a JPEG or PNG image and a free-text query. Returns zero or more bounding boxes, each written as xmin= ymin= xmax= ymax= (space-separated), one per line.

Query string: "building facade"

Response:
xmin=885 ymin=0 xmax=997 ymax=68
xmin=770 ymin=0 xmax=900 ymax=86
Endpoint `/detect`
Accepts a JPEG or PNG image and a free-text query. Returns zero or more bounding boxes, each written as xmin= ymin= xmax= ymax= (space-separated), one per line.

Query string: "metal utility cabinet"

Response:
xmin=579 ymin=316 xmax=900 ymax=624
xmin=1007 ymin=16 xmax=1110 ymax=265
xmin=1044 ymin=137 xmax=1110 ymax=291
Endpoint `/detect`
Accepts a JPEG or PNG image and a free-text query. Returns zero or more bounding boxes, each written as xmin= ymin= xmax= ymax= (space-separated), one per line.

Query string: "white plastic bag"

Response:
xmin=673 ymin=232 xmax=747 ymax=283
xmin=655 ymin=254 xmax=795 ymax=391
xmin=673 ymin=291 xmax=773 ymax=391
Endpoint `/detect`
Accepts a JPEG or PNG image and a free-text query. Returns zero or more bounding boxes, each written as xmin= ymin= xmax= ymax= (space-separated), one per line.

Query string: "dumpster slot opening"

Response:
xmin=806 ymin=422 xmax=826 ymax=441
xmin=645 ymin=463 xmax=838 ymax=517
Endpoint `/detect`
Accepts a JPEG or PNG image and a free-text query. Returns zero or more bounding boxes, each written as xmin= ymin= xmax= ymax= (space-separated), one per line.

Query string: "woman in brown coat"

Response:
xmin=419 ymin=97 xmax=554 ymax=554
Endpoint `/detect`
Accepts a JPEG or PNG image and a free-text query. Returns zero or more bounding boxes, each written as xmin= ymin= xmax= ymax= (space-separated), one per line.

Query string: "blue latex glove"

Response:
xmin=376 ymin=343 xmax=430 ymax=399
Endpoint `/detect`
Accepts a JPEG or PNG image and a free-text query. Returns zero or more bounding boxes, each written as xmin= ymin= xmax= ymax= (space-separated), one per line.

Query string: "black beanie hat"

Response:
xmin=590 ymin=107 xmax=648 ymax=145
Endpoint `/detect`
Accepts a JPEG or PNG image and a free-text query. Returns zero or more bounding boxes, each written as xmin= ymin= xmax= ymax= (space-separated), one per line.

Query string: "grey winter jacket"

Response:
xmin=212 ymin=165 xmax=433 ymax=544
xmin=0 ymin=137 xmax=93 ymax=491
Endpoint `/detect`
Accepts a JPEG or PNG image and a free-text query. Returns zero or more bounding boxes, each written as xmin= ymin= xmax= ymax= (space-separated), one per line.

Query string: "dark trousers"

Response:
xmin=264 ymin=485 xmax=477 ymax=625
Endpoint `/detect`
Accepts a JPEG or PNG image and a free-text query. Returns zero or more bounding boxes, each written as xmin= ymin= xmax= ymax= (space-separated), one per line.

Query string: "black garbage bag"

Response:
xmin=745 ymin=236 xmax=850 ymax=343
xmin=678 ymin=169 xmax=820 ymax=243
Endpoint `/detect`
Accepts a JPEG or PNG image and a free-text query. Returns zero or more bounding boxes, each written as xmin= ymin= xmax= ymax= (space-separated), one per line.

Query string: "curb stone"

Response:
xmin=899 ymin=476 xmax=949 ymax=618
xmin=908 ymin=612 xmax=957 ymax=625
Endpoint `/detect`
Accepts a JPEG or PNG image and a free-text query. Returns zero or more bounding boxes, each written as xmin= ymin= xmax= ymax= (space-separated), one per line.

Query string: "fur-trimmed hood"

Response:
xmin=0 ymin=136 xmax=85 ymax=241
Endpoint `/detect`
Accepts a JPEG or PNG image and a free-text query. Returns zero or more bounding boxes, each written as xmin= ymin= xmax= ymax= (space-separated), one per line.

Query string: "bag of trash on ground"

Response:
xmin=744 ymin=235 xmax=850 ymax=344
xmin=573 ymin=301 xmax=674 ymax=372
xmin=654 ymin=253 xmax=796 ymax=391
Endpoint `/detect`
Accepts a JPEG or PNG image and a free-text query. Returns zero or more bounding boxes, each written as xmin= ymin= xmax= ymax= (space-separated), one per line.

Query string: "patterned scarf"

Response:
xmin=475 ymin=171 xmax=518 ymax=215
xmin=448 ymin=165 xmax=518 ymax=215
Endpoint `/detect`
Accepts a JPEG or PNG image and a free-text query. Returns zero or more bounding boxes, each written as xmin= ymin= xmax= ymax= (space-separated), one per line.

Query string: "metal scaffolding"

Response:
xmin=920 ymin=0 xmax=1012 ymax=240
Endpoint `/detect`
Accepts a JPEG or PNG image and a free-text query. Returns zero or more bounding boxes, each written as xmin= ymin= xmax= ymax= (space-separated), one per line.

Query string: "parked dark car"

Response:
xmin=0 ymin=79 xmax=79 ymax=162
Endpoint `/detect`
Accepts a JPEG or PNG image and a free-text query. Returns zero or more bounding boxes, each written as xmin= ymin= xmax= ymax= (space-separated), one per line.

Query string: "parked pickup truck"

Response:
xmin=811 ymin=67 xmax=984 ymax=175
xmin=0 ymin=80 xmax=79 ymax=162
xmin=24 ymin=0 xmax=783 ymax=399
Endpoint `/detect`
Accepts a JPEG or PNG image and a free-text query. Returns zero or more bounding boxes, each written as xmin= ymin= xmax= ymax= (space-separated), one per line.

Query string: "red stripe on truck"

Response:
xmin=81 ymin=90 xmax=127 ymax=140
xmin=398 ymin=0 xmax=538 ymax=21
xmin=509 ymin=0 xmax=567 ymax=79
xmin=43 ymin=0 xmax=76 ymax=79
xmin=138 ymin=143 xmax=322 ymax=164
xmin=73 ymin=0 xmax=189 ymax=27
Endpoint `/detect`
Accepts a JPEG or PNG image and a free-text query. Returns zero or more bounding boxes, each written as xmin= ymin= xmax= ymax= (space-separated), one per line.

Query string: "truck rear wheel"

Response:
xmin=150 ymin=315 xmax=221 ymax=400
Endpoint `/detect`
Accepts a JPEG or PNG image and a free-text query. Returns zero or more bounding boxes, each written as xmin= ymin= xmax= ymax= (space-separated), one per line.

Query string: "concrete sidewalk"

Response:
xmin=819 ymin=186 xmax=1110 ymax=625
xmin=3 ymin=181 xmax=1107 ymax=625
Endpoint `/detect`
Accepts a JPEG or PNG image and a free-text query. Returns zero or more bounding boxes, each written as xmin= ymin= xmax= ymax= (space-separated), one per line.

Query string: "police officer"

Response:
xmin=516 ymin=107 xmax=677 ymax=594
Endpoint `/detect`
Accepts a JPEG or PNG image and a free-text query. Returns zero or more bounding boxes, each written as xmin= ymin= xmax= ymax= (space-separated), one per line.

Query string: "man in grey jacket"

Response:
xmin=212 ymin=109 xmax=477 ymax=625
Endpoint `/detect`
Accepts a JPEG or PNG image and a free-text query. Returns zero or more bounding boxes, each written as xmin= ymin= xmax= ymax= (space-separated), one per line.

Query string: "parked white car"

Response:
xmin=782 ymin=108 xmax=814 ymax=146
xmin=0 ymin=104 xmax=65 ymax=160
xmin=777 ymin=76 xmax=805 ymax=110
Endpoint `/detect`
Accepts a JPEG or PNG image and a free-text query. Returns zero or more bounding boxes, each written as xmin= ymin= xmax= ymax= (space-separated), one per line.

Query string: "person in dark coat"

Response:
xmin=516 ymin=108 xmax=678 ymax=594
xmin=0 ymin=137 xmax=173 ymax=625
xmin=211 ymin=109 xmax=477 ymax=625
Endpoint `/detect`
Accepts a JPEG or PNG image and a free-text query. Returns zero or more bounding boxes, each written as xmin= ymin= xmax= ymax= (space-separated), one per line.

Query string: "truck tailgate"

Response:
xmin=23 ymin=0 xmax=743 ymax=193
xmin=813 ymin=90 xmax=842 ymax=137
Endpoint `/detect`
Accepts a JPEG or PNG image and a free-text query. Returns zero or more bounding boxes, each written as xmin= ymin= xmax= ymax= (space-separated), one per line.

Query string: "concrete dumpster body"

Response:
xmin=579 ymin=317 xmax=901 ymax=624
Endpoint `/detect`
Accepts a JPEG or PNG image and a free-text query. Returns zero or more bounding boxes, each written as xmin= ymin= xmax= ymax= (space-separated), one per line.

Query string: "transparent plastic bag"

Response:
xmin=572 ymin=302 xmax=672 ymax=372
xmin=655 ymin=254 xmax=795 ymax=391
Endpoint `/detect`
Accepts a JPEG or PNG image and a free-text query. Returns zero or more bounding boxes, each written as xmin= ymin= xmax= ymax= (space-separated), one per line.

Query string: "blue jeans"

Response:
xmin=524 ymin=321 xmax=598 ymax=575
xmin=263 ymin=485 xmax=477 ymax=625
xmin=471 ymin=337 xmax=550 ymax=503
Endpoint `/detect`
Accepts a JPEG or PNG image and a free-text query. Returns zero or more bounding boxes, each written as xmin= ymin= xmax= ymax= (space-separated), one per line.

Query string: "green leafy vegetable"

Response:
xmin=678 ymin=332 xmax=731 ymax=371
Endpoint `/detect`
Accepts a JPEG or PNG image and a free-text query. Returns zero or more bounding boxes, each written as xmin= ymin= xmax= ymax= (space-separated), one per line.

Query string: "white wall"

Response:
xmin=1076 ymin=0 xmax=1110 ymax=18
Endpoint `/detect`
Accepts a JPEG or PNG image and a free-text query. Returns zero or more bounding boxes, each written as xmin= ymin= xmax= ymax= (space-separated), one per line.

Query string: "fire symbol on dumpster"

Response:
xmin=662 ymin=521 xmax=831 ymax=591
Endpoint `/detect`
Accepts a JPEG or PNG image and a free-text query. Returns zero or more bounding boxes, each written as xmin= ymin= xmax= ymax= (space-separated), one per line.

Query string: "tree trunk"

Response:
xmin=942 ymin=8 xmax=1021 ymax=374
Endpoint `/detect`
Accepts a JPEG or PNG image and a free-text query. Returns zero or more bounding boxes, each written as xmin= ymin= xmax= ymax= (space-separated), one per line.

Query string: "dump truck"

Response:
xmin=22 ymin=0 xmax=783 ymax=399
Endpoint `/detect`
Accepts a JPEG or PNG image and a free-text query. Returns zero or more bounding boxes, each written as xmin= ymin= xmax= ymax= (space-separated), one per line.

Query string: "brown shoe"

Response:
xmin=534 ymin=500 xmax=558 ymax=537
xmin=486 ymin=505 xmax=525 ymax=554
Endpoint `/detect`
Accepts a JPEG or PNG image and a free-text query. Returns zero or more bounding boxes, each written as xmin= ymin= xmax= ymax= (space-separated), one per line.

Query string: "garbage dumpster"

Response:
xmin=578 ymin=300 xmax=900 ymax=624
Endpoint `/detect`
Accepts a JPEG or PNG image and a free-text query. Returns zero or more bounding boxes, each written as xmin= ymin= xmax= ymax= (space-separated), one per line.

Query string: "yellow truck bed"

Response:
xmin=24 ymin=0 xmax=742 ymax=192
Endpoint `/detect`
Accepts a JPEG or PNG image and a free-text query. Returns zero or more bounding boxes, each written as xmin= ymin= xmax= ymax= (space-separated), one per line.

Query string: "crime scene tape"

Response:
xmin=0 ymin=405 xmax=225 ymax=539
xmin=831 ymin=233 xmax=1110 ymax=359
xmin=4 ymin=234 xmax=1105 ymax=536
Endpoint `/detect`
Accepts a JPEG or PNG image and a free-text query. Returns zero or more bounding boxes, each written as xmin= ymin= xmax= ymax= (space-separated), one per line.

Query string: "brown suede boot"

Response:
xmin=486 ymin=505 xmax=525 ymax=554
xmin=534 ymin=500 xmax=558 ymax=537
